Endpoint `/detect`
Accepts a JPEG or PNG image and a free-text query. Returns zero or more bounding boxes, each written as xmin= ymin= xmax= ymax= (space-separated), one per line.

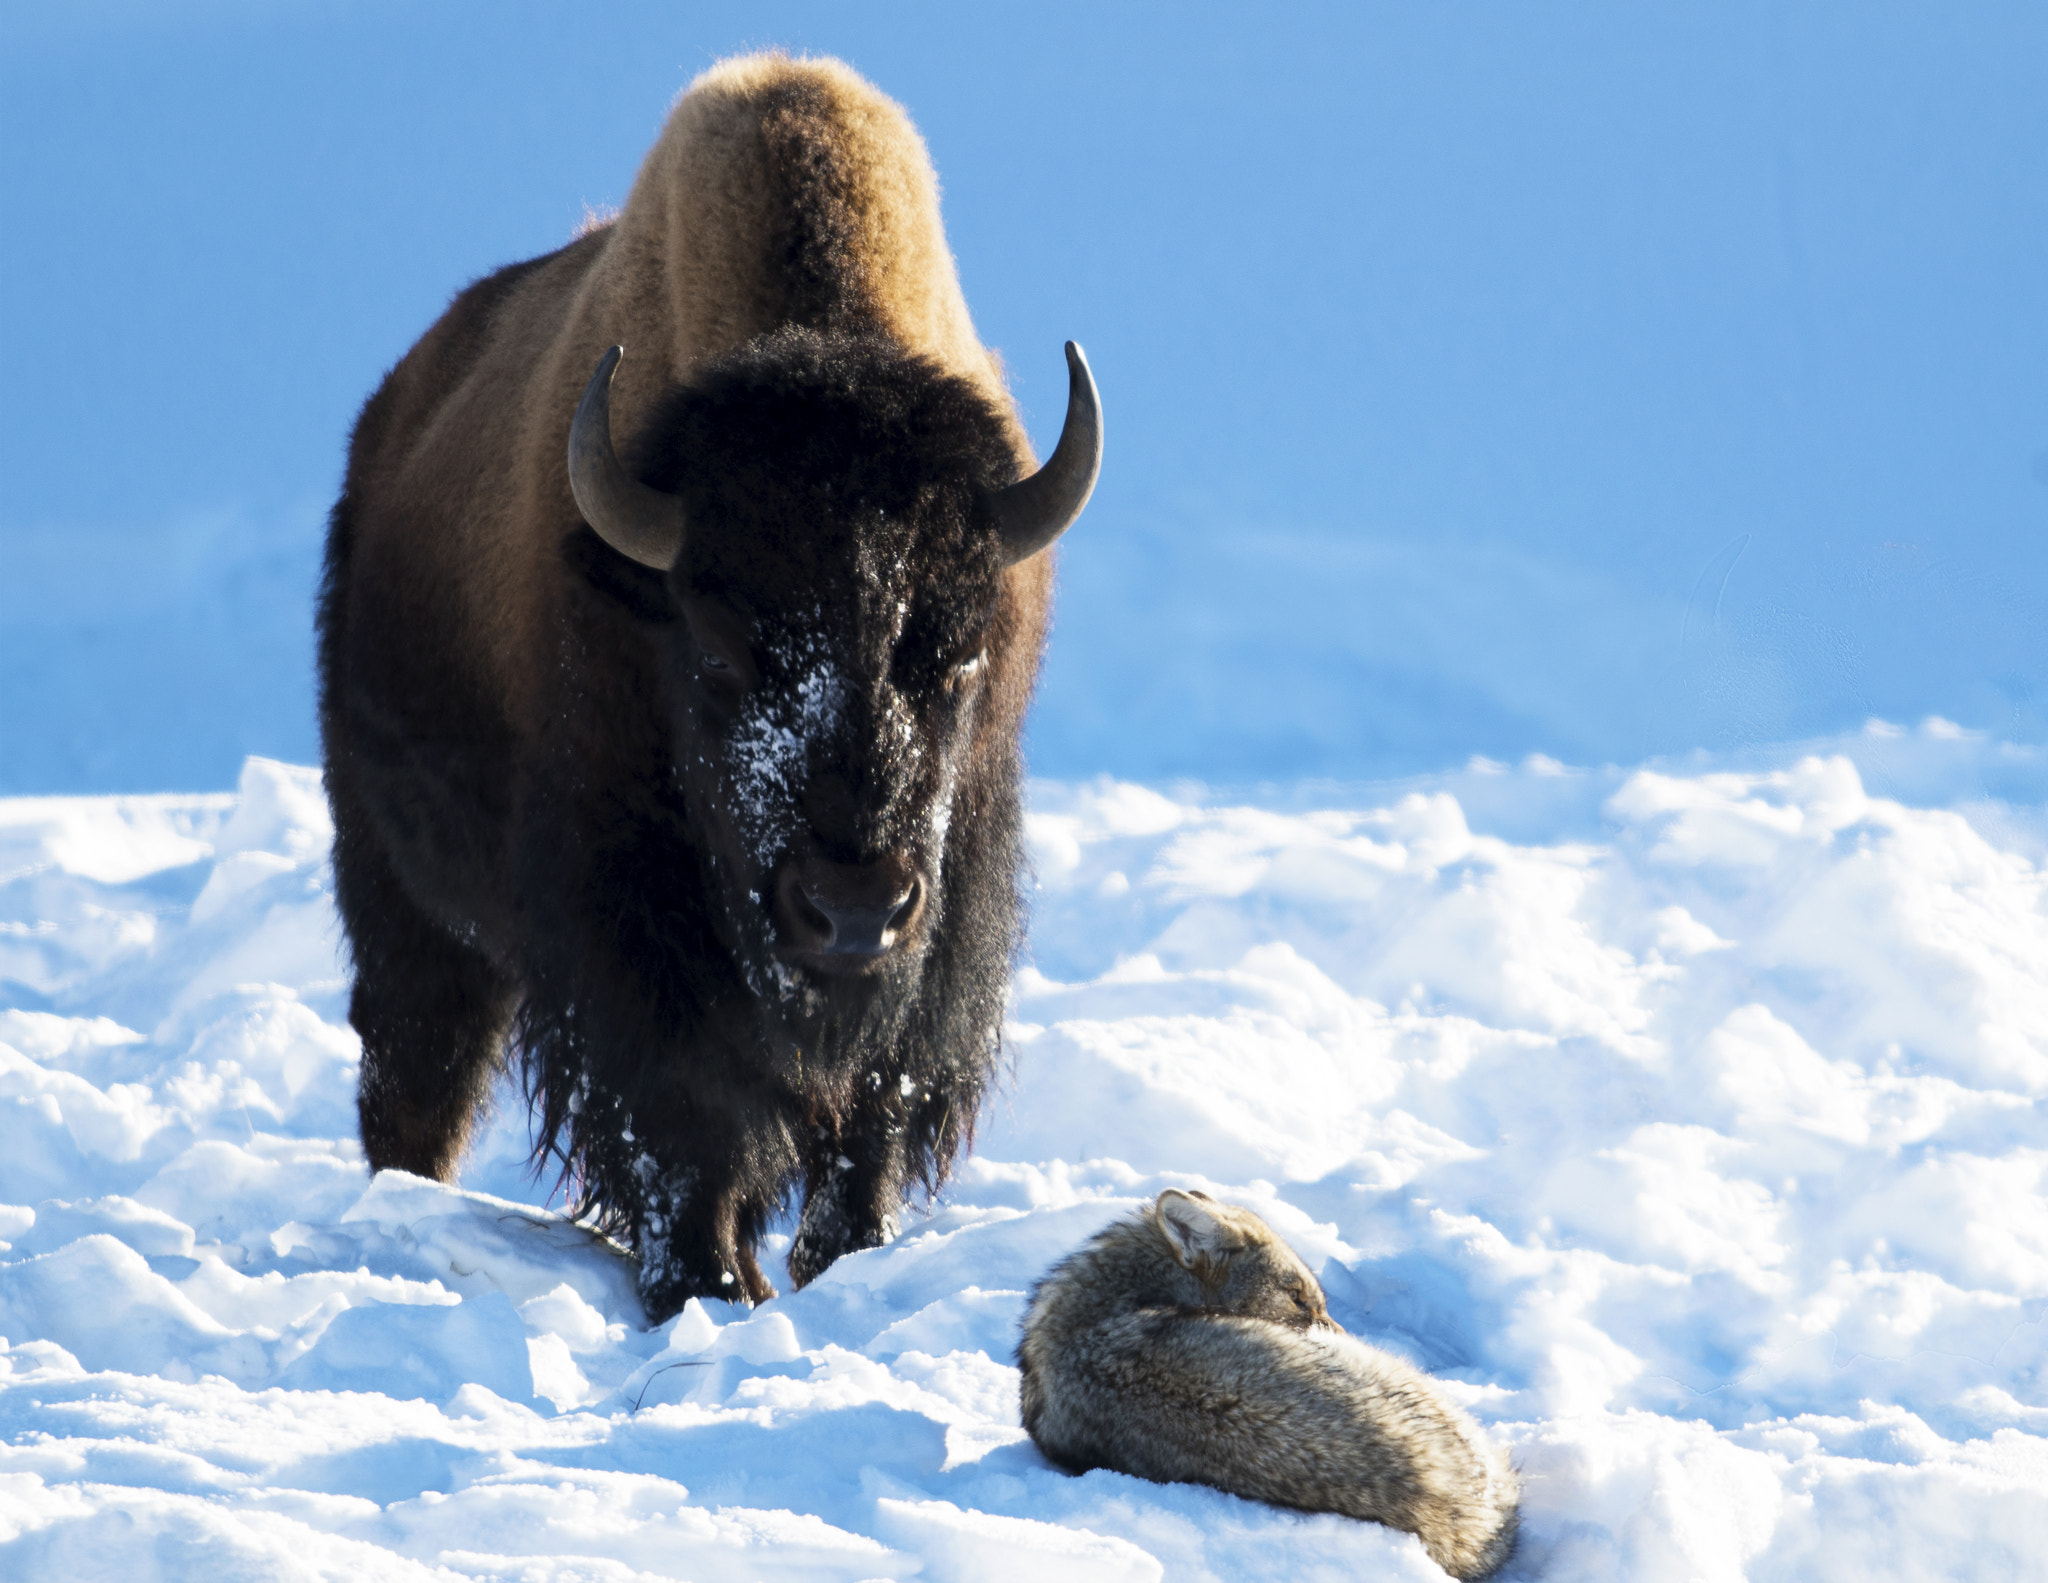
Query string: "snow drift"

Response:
xmin=2 ymin=733 xmax=2045 ymax=1579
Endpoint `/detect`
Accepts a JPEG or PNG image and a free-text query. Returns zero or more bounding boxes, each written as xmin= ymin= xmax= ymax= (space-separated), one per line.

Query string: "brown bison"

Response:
xmin=316 ymin=53 xmax=1101 ymax=1320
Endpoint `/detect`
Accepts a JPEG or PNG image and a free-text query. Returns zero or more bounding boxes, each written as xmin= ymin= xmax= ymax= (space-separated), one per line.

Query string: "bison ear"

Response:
xmin=1155 ymin=1189 xmax=1232 ymax=1272
xmin=562 ymin=525 xmax=676 ymax=624
xmin=986 ymin=341 xmax=1102 ymax=566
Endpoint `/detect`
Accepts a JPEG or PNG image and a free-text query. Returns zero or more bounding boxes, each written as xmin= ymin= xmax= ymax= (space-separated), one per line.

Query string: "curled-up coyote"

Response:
xmin=1019 ymin=1189 xmax=1518 ymax=1579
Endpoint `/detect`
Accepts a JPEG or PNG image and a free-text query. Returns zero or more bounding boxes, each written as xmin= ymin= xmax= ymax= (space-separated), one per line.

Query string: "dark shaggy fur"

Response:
xmin=317 ymin=56 xmax=1059 ymax=1322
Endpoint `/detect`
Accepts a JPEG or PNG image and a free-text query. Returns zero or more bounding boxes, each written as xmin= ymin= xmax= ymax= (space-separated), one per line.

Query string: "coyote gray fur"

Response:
xmin=1018 ymin=1189 xmax=1518 ymax=1579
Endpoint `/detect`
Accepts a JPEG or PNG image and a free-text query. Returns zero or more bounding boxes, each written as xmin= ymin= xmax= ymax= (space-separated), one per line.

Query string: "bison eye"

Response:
xmin=944 ymin=650 xmax=987 ymax=690
xmin=694 ymin=647 xmax=753 ymax=699
xmin=677 ymin=595 xmax=756 ymax=692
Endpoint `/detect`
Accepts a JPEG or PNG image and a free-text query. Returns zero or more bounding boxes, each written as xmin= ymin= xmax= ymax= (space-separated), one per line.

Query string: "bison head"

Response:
xmin=566 ymin=326 xmax=1099 ymax=1057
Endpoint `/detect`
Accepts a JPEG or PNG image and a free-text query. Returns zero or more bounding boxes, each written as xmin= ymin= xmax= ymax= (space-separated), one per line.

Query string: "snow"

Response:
xmin=3 ymin=740 xmax=2045 ymax=1579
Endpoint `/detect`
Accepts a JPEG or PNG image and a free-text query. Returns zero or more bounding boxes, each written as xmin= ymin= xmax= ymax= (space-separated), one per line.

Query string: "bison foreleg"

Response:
xmin=788 ymin=1101 xmax=909 ymax=1288
xmin=622 ymin=1148 xmax=779 ymax=1318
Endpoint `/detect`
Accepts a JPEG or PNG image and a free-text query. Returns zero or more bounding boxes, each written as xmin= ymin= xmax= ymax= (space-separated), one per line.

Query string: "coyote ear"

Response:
xmin=1156 ymin=1189 xmax=1231 ymax=1270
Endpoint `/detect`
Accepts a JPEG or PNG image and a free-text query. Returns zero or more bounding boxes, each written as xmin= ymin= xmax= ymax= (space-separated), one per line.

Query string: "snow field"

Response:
xmin=1 ymin=743 xmax=2045 ymax=1579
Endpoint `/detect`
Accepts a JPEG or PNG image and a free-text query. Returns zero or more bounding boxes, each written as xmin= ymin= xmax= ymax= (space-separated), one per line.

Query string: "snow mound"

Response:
xmin=2 ymin=750 xmax=2044 ymax=1579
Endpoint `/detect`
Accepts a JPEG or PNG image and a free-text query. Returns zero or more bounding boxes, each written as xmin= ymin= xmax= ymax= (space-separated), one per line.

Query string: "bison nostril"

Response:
xmin=775 ymin=870 xmax=837 ymax=951
xmin=808 ymin=887 xmax=913 ymax=956
xmin=777 ymin=857 xmax=924 ymax=962
xmin=795 ymin=889 xmax=836 ymax=947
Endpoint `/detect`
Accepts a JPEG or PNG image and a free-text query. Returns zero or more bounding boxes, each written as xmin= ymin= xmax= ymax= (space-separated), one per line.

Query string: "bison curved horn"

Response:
xmin=568 ymin=345 xmax=688 ymax=572
xmin=988 ymin=342 xmax=1102 ymax=566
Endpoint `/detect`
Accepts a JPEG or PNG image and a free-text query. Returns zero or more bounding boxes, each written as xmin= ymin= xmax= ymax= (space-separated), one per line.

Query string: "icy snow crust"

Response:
xmin=2 ymin=742 xmax=2045 ymax=1580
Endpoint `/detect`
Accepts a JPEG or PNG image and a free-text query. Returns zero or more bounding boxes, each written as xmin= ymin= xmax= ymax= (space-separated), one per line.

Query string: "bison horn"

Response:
xmin=988 ymin=341 xmax=1103 ymax=565
xmin=568 ymin=345 xmax=687 ymax=571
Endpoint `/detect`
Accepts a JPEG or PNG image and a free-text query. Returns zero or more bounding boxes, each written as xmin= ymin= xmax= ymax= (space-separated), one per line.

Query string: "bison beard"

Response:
xmin=317 ymin=57 xmax=1097 ymax=1322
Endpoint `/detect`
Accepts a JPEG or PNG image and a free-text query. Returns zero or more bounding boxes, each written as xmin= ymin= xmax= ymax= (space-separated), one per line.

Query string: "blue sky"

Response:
xmin=3 ymin=1 xmax=2044 ymax=792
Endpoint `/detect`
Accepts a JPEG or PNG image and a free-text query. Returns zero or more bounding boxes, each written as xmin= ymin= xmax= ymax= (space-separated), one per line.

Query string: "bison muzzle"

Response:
xmin=316 ymin=53 xmax=1101 ymax=1320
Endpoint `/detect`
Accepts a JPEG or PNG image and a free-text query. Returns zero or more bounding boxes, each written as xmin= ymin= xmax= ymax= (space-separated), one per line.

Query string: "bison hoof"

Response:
xmin=789 ymin=1194 xmax=895 ymax=1289
xmin=637 ymin=1256 xmax=776 ymax=1324
xmin=786 ymin=1236 xmax=827 ymax=1290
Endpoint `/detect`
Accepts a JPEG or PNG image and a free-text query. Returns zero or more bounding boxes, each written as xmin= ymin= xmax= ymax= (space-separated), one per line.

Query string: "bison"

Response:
xmin=316 ymin=53 xmax=1101 ymax=1320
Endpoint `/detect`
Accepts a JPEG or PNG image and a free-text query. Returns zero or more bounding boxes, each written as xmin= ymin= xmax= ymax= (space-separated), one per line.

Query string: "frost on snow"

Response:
xmin=2 ymin=741 xmax=2046 ymax=1580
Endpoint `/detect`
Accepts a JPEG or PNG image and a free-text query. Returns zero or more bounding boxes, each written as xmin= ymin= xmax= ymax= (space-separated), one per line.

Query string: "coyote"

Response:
xmin=1019 ymin=1189 xmax=1518 ymax=1579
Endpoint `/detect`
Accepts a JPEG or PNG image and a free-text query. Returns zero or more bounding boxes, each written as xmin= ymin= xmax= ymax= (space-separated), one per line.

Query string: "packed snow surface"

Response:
xmin=3 ymin=735 xmax=2045 ymax=1579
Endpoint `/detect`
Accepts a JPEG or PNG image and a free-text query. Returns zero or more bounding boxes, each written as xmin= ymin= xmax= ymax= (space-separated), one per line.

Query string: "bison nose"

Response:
xmin=775 ymin=855 xmax=925 ymax=961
